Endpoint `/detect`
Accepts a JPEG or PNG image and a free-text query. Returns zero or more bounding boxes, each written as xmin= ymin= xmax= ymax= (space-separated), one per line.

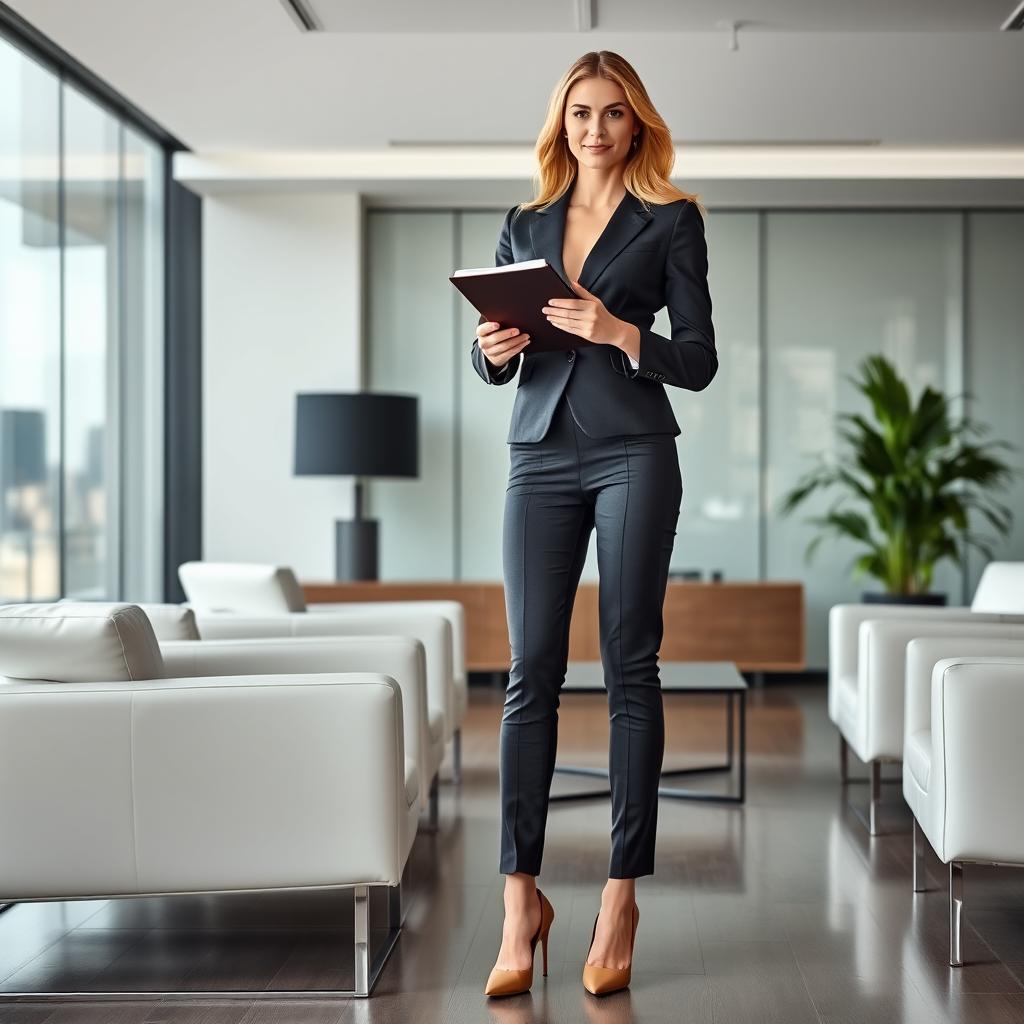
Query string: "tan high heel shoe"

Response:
xmin=582 ymin=902 xmax=640 ymax=996
xmin=484 ymin=887 xmax=555 ymax=997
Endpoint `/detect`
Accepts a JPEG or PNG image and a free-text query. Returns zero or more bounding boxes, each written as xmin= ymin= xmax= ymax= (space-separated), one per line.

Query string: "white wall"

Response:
xmin=202 ymin=191 xmax=364 ymax=577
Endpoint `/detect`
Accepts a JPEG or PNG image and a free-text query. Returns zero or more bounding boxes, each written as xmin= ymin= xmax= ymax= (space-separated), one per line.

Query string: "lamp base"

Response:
xmin=335 ymin=519 xmax=379 ymax=581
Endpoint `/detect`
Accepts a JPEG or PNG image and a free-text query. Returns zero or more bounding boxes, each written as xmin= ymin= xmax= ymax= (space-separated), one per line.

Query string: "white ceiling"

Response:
xmin=6 ymin=0 xmax=1023 ymax=153
xmin=300 ymin=0 xmax=1021 ymax=33
xmin=6 ymin=0 xmax=1024 ymax=206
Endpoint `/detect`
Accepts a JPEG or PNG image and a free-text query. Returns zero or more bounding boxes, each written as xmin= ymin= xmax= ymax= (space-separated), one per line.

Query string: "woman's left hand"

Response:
xmin=542 ymin=280 xmax=631 ymax=348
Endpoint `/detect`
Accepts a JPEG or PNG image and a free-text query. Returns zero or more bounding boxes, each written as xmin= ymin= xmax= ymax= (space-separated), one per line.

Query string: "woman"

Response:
xmin=471 ymin=50 xmax=717 ymax=998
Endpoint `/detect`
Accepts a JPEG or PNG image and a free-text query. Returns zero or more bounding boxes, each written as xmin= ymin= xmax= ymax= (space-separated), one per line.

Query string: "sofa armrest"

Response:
xmin=309 ymin=599 xmax=467 ymax=684
xmin=904 ymin=630 xmax=1024 ymax=739
xmin=195 ymin=610 xmax=454 ymax=740
xmin=0 ymin=673 xmax=405 ymax=900
xmin=160 ymin=635 xmax=431 ymax=813
xmin=856 ymin=614 xmax=1024 ymax=757
xmin=828 ymin=602 xmax=971 ymax=724
xmin=929 ymin=656 xmax=1024 ymax=863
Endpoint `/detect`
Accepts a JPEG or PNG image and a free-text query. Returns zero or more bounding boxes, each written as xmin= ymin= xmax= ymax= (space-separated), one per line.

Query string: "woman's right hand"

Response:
xmin=477 ymin=321 xmax=531 ymax=368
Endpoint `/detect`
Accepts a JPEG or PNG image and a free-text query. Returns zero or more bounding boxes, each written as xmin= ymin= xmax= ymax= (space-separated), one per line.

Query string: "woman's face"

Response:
xmin=563 ymin=76 xmax=639 ymax=170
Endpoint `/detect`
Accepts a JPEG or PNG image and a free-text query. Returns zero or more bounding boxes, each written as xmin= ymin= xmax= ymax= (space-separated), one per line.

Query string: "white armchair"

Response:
xmin=0 ymin=602 xmax=415 ymax=998
xmin=902 ymin=645 xmax=1024 ymax=966
xmin=828 ymin=561 xmax=1024 ymax=833
xmin=177 ymin=561 xmax=467 ymax=783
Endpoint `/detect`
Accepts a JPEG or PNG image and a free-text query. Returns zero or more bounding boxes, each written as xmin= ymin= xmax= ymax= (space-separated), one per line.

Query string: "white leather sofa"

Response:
xmin=902 ymin=645 xmax=1024 ymax=966
xmin=0 ymin=602 xmax=416 ymax=998
xmin=828 ymin=561 xmax=1024 ymax=834
xmin=177 ymin=561 xmax=467 ymax=784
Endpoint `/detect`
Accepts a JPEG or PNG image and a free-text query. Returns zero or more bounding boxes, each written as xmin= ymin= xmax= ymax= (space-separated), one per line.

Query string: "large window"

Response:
xmin=0 ymin=32 xmax=165 ymax=602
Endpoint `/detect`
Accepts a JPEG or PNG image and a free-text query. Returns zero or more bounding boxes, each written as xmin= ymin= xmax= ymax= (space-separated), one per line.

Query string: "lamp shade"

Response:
xmin=294 ymin=392 xmax=418 ymax=478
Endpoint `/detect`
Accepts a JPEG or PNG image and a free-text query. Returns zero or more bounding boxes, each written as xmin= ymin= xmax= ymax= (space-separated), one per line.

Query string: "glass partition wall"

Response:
xmin=0 ymin=32 xmax=165 ymax=603
xmin=368 ymin=206 xmax=1024 ymax=669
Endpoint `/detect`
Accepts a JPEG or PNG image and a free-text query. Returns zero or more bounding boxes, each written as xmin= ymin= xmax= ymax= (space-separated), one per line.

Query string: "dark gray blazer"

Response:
xmin=469 ymin=186 xmax=717 ymax=443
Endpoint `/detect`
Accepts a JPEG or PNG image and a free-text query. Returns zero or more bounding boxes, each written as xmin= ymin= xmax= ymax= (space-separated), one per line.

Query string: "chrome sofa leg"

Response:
xmin=0 ymin=883 xmax=405 ymax=1000
xmin=354 ymin=884 xmax=371 ymax=997
xmin=388 ymin=879 xmax=403 ymax=929
xmin=868 ymin=760 xmax=881 ymax=835
xmin=429 ymin=773 xmax=439 ymax=830
xmin=912 ymin=818 xmax=927 ymax=892
xmin=352 ymin=881 xmax=403 ymax=997
xmin=453 ymin=727 xmax=463 ymax=785
xmin=841 ymin=743 xmax=896 ymax=835
xmin=949 ymin=861 xmax=964 ymax=967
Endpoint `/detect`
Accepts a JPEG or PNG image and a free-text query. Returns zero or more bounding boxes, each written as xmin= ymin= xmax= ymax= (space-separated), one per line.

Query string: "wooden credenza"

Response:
xmin=302 ymin=580 xmax=804 ymax=673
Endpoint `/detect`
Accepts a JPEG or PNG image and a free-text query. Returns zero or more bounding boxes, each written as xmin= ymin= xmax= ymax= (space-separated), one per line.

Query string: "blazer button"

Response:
xmin=567 ymin=350 xmax=575 ymax=362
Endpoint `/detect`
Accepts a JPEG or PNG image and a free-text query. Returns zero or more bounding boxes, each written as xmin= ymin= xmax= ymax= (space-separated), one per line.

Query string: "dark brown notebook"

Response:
xmin=450 ymin=258 xmax=595 ymax=354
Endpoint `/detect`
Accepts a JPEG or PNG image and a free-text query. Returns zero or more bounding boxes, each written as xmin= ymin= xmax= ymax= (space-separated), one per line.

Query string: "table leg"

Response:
xmin=727 ymin=692 xmax=734 ymax=771
xmin=739 ymin=688 xmax=746 ymax=803
xmin=552 ymin=689 xmax=747 ymax=804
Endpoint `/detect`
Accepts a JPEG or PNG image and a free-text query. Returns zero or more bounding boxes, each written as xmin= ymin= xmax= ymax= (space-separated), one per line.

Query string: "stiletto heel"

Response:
xmin=582 ymin=901 xmax=640 ymax=996
xmin=484 ymin=887 xmax=555 ymax=997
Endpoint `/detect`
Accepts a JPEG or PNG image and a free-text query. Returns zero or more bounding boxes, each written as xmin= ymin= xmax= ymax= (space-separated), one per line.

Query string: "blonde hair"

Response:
xmin=517 ymin=51 xmax=705 ymax=220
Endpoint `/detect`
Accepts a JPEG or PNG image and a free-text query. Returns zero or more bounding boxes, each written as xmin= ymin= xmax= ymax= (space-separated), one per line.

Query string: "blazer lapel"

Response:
xmin=530 ymin=186 xmax=654 ymax=292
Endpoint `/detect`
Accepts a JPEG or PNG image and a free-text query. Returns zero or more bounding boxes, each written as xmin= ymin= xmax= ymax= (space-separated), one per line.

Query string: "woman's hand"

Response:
xmin=542 ymin=280 xmax=633 ymax=348
xmin=477 ymin=321 xmax=531 ymax=369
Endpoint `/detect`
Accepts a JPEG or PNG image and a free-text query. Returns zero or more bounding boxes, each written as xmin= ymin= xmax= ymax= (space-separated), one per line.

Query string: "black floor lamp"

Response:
xmin=293 ymin=392 xmax=419 ymax=581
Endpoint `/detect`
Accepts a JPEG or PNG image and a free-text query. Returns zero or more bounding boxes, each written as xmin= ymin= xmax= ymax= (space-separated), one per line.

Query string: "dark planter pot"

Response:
xmin=861 ymin=591 xmax=947 ymax=606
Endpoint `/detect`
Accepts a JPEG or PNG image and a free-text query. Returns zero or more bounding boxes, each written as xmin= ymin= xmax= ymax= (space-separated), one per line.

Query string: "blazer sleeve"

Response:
xmin=625 ymin=200 xmax=717 ymax=391
xmin=470 ymin=205 xmax=521 ymax=386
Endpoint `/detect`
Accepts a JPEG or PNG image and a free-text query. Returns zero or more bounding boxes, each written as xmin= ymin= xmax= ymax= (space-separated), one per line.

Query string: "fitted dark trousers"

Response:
xmin=499 ymin=392 xmax=683 ymax=880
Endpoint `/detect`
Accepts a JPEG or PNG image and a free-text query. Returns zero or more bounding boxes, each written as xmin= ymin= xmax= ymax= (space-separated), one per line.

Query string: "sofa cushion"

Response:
xmin=136 ymin=603 xmax=200 ymax=641
xmin=178 ymin=562 xmax=308 ymax=614
xmin=0 ymin=602 xmax=164 ymax=682
xmin=57 ymin=598 xmax=199 ymax=641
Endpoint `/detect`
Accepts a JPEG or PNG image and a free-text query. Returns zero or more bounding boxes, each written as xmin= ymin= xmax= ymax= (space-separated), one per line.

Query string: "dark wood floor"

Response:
xmin=2 ymin=680 xmax=1024 ymax=1023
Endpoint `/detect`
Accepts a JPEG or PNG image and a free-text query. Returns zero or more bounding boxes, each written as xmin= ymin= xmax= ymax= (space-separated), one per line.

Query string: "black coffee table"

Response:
xmin=550 ymin=661 xmax=747 ymax=804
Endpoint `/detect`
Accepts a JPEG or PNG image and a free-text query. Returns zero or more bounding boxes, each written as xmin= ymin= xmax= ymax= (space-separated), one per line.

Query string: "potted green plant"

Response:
xmin=780 ymin=353 xmax=1017 ymax=604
